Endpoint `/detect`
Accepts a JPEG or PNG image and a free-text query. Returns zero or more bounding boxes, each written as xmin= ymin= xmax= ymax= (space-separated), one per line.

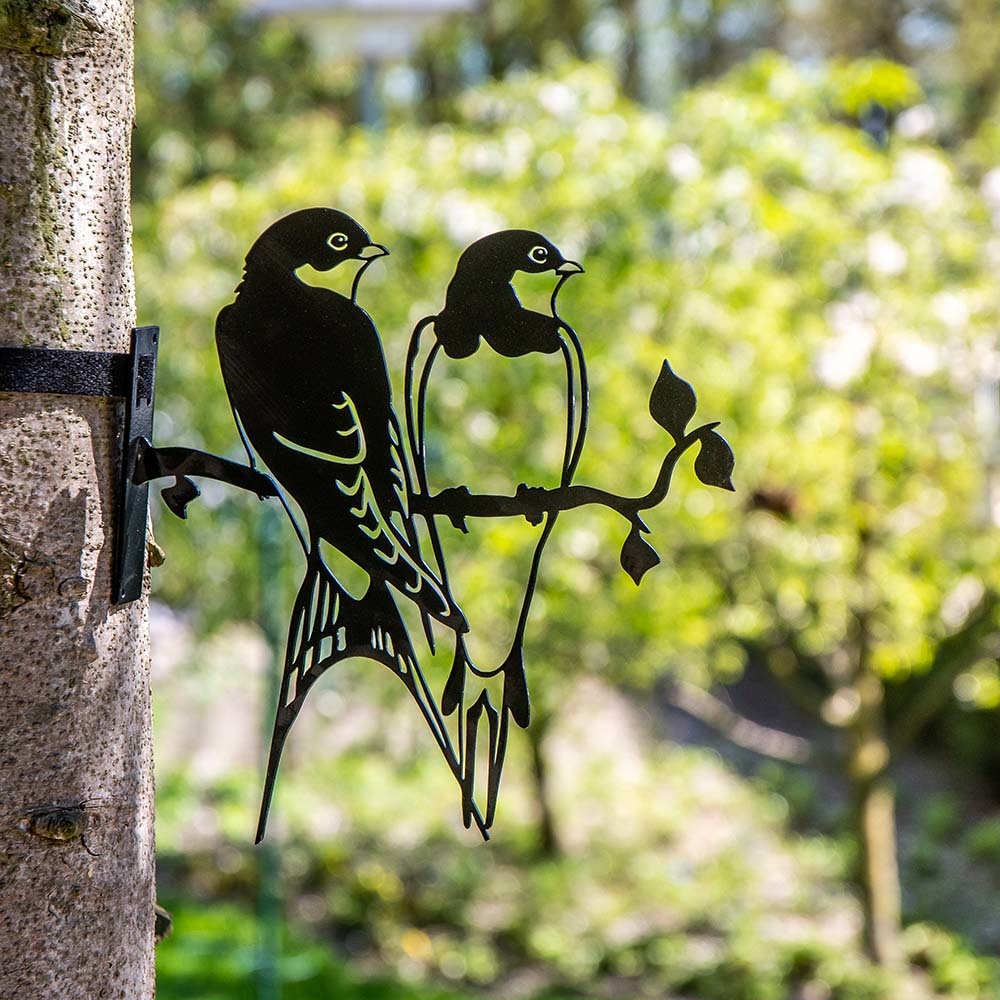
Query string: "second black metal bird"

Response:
xmin=406 ymin=228 xmax=587 ymax=831
xmin=216 ymin=208 xmax=470 ymax=842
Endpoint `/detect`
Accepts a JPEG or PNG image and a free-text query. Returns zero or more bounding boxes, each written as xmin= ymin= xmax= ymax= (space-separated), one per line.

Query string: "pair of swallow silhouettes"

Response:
xmin=215 ymin=208 xmax=586 ymax=841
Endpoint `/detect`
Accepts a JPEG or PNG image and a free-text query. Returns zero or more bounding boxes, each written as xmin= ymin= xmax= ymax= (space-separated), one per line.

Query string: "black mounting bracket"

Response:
xmin=0 ymin=327 xmax=276 ymax=606
xmin=116 ymin=326 xmax=160 ymax=604
xmin=0 ymin=327 xmax=159 ymax=605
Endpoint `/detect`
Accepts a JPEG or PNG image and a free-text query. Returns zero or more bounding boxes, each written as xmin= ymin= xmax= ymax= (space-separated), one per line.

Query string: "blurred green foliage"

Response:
xmin=383 ymin=0 xmax=1000 ymax=136
xmin=153 ymin=678 xmax=1000 ymax=999
xmin=157 ymin=901 xmax=469 ymax=999
xmin=139 ymin=51 xmax=1000 ymax=704
xmin=135 ymin=3 xmax=1000 ymax=996
xmin=134 ymin=0 xmax=351 ymax=200
xmin=133 ymin=0 xmax=1000 ymax=204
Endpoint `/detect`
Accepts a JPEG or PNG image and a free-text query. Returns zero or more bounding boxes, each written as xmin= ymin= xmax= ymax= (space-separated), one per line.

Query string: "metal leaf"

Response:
xmin=649 ymin=360 xmax=697 ymax=442
xmin=694 ymin=431 xmax=736 ymax=491
xmin=620 ymin=523 xmax=661 ymax=585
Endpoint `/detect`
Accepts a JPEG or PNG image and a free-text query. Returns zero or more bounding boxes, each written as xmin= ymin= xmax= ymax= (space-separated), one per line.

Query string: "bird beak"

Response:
xmin=351 ymin=244 xmax=389 ymax=303
xmin=358 ymin=243 xmax=390 ymax=260
xmin=556 ymin=260 xmax=584 ymax=275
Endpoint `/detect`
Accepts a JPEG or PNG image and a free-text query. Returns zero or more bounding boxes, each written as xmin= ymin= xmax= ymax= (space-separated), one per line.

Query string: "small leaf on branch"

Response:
xmin=620 ymin=524 xmax=661 ymax=585
xmin=649 ymin=360 xmax=697 ymax=442
xmin=694 ymin=431 xmax=736 ymax=491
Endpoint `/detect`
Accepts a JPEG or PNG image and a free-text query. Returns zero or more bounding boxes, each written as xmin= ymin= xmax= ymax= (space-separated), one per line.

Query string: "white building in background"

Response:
xmin=252 ymin=0 xmax=483 ymax=121
xmin=253 ymin=0 xmax=480 ymax=61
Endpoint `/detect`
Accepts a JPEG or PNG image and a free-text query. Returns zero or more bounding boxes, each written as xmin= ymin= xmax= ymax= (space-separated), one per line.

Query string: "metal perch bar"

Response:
xmin=412 ymin=421 xmax=722 ymax=526
xmin=134 ymin=438 xmax=279 ymax=498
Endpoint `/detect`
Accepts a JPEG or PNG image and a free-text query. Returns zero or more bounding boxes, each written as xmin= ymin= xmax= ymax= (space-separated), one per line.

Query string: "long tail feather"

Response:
xmin=256 ymin=548 xmax=489 ymax=843
xmin=486 ymin=708 xmax=511 ymax=828
xmin=462 ymin=691 xmax=499 ymax=829
xmin=457 ymin=687 xmax=513 ymax=832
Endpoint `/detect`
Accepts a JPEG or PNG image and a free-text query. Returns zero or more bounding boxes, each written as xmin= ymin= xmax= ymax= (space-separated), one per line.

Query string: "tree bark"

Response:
xmin=846 ymin=670 xmax=902 ymax=968
xmin=852 ymin=769 xmax=903 ymax=966
xmin=843 ymin=509 xmax=902 ymax=968
xmin=0 ymin=1 xmax=155 ymax=996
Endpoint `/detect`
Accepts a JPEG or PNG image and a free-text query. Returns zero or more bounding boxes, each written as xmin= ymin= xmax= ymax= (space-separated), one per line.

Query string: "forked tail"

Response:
xmin=255 ymin=548 xmax=489 ymax=843
xmin=443 ymin=510 xmax=554 ymax=832
xmin=443 ymin=636 xmax=524 ymax=832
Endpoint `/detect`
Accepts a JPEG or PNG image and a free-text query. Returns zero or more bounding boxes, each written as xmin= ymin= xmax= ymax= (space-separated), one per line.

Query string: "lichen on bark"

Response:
xmin=0 ymin=0 xmax=103 ymax=57
xmin=0 ymin=536 xmax=27 ymax=617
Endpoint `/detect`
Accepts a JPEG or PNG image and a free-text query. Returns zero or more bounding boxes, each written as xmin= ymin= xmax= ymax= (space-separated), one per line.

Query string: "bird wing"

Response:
xmin=404 ymin=316 xmax=438 ymax=500
xmin=272 ymin=388 xmax=463 ymax=631
xmin=270 ymin=390 xmax=368 ymax=467
xmin=216 ymin=296 xmax=461 ymax=630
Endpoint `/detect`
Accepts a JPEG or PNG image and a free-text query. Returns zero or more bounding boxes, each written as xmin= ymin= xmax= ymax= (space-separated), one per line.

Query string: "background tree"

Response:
xmin=137 ymin=47 xmax=1000 ymax=973
xmin=0 ymin=0 xmax=155 ymax=993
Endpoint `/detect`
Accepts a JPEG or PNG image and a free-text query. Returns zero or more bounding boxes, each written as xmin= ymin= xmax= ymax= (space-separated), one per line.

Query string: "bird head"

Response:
xmin=458 ymin=229 xmax=584 ymax=282
xmin=245 ymin=208 xmax=389 ymax=298
xmin=436 ymin=230 xmax=584 ymax=358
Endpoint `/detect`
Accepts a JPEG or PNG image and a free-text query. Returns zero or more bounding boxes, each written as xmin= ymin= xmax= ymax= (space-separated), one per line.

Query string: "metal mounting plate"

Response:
xmin=114 ymin=327 xmax=159 ymax=604
xmin=0 ymin=327 xmax=160 ymax=606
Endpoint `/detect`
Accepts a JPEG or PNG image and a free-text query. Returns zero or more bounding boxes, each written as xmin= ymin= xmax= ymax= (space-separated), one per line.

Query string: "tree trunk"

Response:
xmin=845 ymin=634 xmax=903 ymax=967
xmin=619 ymin=0 xmax=641 ymax=102
xmin=0 ymin=2 xmax=155 ymax=996
xmin=526 ymin=713 xmax=559 ymax=857
xmin=845 ymin=669 xmax=902 ymax=967
xmin=852 ymin=766 xmax=903 ymax=968
xmin=836 ymin=459 xmax=903 ymax=970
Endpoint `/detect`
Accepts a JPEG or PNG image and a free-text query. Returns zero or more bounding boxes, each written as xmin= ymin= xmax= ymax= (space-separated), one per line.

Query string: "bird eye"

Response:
xmin=529 ymin=245 xmax=549 ymax=264
xmin=327 ymin=232 xmax=349 ymax=251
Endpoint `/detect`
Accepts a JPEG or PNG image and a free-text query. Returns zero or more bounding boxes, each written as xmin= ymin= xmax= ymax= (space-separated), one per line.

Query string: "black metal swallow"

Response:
xmin=3 ymin=203 xmax=732 ymax=840
xmin=405 ymin=230 xmax=588 ymax=830
xmin=213 ymin=208 xmax=484 ymax=841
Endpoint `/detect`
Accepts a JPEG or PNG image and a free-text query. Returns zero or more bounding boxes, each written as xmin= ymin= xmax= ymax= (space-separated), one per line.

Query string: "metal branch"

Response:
xmin=412 ymin=421 xmax=721 ymax=528
xmin=133 ymin=439 xmax=278 ymax=519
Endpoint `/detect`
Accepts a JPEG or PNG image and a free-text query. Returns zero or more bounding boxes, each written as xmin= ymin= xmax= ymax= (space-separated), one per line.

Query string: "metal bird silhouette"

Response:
xmin=215 ymin=208 xmax=478 ymax=842
xmin=405 ymin=229 xmax=587 ymax=831
xmin=169 ymin=207 xmax=734 ymax=843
